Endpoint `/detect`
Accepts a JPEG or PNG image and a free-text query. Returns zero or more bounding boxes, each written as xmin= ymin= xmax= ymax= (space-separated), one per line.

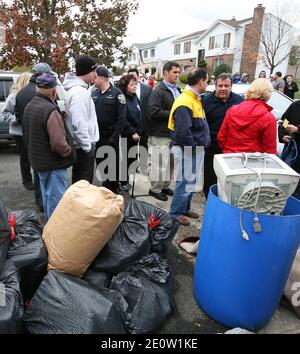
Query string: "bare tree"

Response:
xmin=260 ymin=0 xmax=300 ymax=74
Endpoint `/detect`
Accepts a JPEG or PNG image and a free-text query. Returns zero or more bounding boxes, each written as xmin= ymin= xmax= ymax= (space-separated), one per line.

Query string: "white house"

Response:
xmin=127 ymin=4 xmax=295 ymax=80
xmin=193 ymin=17 xmax=252 ymax=75
xmin=192 ymin=4 xmax=294 ymax=79
xmin=127 ymin=35 xmax=179 ymax=77
xmin=172 ymin=30 xmax=206 ymax=73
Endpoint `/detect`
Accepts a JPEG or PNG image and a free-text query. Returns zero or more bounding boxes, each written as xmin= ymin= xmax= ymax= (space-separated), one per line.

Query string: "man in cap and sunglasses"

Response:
xmin=23 ymin=73 xmax=74 ymax=220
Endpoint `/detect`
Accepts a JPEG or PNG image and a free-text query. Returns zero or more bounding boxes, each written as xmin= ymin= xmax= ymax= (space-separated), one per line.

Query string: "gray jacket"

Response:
xmin=2 ymin=93 xmax=23 ymax=136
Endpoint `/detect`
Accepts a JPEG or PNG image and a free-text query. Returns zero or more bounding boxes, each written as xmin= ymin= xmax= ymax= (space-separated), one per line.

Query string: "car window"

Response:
xmin=267 ymin=91 xmax=293 ymax=120
xmin=0 ymin=78 xmax=14 ymax=102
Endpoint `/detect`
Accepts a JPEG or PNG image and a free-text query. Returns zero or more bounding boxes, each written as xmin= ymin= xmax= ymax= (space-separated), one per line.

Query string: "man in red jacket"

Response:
xmin=217 ymin=79 xmax=277 ymax=154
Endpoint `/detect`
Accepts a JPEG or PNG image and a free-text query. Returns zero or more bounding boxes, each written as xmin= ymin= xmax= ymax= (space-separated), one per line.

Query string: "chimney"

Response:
xmin=253 ymin=4 xmax=265 ymax=22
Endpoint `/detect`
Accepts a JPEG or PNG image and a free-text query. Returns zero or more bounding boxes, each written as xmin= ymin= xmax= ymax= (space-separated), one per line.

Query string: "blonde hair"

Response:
xmin=245 ymin=78 xmax=273 ymax=102
xmin=10 ymin=72 xmax=32 ymax=95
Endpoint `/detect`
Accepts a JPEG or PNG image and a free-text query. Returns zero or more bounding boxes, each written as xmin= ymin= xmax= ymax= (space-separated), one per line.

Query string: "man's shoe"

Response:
xmin=184 ymin=211 xmax=200 ymax=219
xmin=149 ymin=190 xmax=168 ymax=202
xmin=162 ymin=188 xmax=174 ymax=197
xmin=177 ymin=216 xmax=191 ymax=227
xmin=23 ymin=181 xmax=34 ymax=191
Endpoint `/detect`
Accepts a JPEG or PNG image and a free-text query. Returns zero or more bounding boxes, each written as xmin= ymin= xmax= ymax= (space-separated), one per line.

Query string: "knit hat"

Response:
xmin=36 ymin=73 xmax=57 ymax=89
xmin=76 ymin=55 xmax=97 ymax=76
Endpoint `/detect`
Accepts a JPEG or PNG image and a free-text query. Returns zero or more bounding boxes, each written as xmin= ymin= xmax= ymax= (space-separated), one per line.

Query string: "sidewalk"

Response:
xmin=130 ymin=173 xmax=300 ymax=334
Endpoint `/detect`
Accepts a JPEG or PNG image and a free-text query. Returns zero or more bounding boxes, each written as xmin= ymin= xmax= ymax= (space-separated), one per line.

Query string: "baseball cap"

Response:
xmin=33 ymin=62 xmax=55 ymax=75
xmin=96 ymin=65 xmax=112 ymax=78
xmin=36 ymin=73 xmax=57 ymax=89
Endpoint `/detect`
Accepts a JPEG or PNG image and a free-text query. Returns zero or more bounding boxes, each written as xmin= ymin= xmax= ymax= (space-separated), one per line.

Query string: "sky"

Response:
xmin=125 ymin=0 xmax=300 ymax=45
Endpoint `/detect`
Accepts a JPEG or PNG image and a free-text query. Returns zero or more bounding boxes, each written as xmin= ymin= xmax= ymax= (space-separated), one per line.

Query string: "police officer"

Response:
xmin=92 ymin=66 xmax=126 ymax=193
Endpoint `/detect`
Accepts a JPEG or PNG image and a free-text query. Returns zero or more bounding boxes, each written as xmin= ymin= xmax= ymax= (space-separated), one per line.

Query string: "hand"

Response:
xmin=286 ymin=124 xmax=299 ymax=134
xmin=282 ymin=135 xmax=291 ymax=144
xmin=132 ymin=133 xmax=140 ymax=142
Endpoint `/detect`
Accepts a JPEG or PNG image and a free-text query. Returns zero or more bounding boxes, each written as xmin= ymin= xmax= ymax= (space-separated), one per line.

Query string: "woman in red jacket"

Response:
xmin=217 ymin=79 xmax=277 ymax=154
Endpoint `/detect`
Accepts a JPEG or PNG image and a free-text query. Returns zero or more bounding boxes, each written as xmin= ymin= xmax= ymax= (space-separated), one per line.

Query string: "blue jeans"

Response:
xmin=38 ymin=169 xmax=68 ymax=221
xmin=170 ymin=146 xmax=205 ymax=219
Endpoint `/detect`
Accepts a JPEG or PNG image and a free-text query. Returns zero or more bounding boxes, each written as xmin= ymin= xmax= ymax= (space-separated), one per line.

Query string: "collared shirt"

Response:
xmin=163 ymin=80 xmax=180 ymax=100
xmin=186 ymin=85 xmax=201 ymax=99
xmin=136 ymin=82 xmax=141 ymax=101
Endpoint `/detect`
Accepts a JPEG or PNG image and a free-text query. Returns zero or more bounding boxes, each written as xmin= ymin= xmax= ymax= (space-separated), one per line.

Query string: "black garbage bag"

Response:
xmin=7 ymin=209 xmax=48 ymax=302
xmin=90 ymin=217 xmax=151 ymax=275
xmin=0 ymin=260 xmax=23 ymax=334
xmin=14 ymin=209 xmax=42 ymax=236
xmin=125 ymin=200 xmax=180 ymax=255
xmin=0 ymin=201 xmax=11 ymax=272
xmin=110 ymin=253 xmax=175 ymax=334
xmin=23 ymin=271 xmax=133 ymax=334
xmin=82 ymin=269 xmax=111 ymax=290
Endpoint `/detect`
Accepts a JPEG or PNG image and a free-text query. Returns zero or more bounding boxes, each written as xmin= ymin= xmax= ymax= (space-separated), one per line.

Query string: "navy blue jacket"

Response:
xmin=123 ymin=93 xmax=143 ymax=137
xmin=202 ymin=92 xmax=244 ymax=149
xmin=92 ymin=84 xmax=126 ymax=144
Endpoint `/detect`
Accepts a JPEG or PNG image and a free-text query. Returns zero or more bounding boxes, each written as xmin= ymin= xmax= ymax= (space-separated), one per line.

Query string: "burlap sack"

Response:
xmin=43 ymin=181 xmax=124 ymax=277
xmin=284 ymin=248 xmax=300 ymax=318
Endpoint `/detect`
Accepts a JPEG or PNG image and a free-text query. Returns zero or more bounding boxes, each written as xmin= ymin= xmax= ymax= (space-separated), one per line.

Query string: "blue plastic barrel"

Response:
xmin=194 ymin=185 xmax=300 ymax=331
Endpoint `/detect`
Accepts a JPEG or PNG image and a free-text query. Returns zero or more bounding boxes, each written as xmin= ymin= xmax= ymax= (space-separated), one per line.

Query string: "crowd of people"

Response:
xmin=2 ymin=56 xmax=300 ymax=225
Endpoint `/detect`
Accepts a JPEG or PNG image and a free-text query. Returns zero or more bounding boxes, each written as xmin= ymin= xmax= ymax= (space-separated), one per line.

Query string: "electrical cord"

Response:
xmin=239 ymin=153 xmax=268 ymax=241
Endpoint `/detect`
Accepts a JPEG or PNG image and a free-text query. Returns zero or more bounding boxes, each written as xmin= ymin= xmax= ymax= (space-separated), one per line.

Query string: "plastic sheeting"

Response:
xmin=90 ymin=217 xmax=150 ymax=275
xmin=125 ymin=200 xmax=180 ymax=255
xmin=110 ymin=253 xmax=175 ymax=334
xmin=23 ymin=271 xmax=133 ymax=334
xmin=0 ymin=261 xmax=23 ymax=334
xmin=8 ymin=209 xmax=47 ymax=301
xmin=0 ymin=201 xmax=11 ymax=272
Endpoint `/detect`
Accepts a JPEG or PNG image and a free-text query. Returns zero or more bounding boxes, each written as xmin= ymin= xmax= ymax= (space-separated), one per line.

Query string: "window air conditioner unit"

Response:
xmin=214 ymin=153 xmax=300 ymax=215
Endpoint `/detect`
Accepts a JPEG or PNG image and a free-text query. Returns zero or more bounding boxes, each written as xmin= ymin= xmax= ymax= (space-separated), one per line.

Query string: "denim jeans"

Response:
xmin=38 ymin=169 xmax=68 ymax=221
xmin=170 ymin=146 xmax=205 ymax=219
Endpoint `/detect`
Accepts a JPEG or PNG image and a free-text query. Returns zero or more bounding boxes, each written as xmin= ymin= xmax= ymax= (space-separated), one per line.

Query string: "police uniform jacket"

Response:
xmin=92 ymin=84 xmax=126 ymax=145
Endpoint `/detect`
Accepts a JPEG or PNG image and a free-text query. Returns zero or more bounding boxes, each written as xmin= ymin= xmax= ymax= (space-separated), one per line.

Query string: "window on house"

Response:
xmin=209 ymin=36 xmax=215 ymax=50
xmin=213 ymin=58 xmax=221 ymax=71
xmin=150 ymin=49 xmax=155 ymax=57
xmin=184 ymin=41 xmax=191 ymax=54
xmin=214 ymin=35 xmax=223 ymax=49
xmin=174 ymin=43 xmax=181 ymax=55
xmin=209 ymin=33 xmax=231 ymax=50
xmin=144 ymin=50 xmax=148 ymax=59
xmin=224 ymin=33 xmax=231 ymax=48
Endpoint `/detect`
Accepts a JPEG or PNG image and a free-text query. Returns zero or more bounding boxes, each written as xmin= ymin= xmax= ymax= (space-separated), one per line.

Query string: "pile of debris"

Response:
xmin=0 ymin=182 xmax=180 ymax=334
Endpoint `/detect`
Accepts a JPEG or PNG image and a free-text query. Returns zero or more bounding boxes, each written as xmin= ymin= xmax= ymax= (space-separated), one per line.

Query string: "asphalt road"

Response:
xmin=0 ymin=141 xmax=226 ymax=335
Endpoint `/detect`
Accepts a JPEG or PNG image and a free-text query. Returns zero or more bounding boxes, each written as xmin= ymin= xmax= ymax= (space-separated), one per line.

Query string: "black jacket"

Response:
xmin=202 ymin=92 xmax=244 ymax=151
xmin=284 ymin=81 xmax=299 ymax=100
xmin=123 ymin=93 xmax=143 ymax=137
xmin=15 ymin=74 xmax=39 ymax=126
xmin=279 ymin=100 xmax=300 ymax=173
xmin=148 ymin=81 xmax=181 ymax=137
xmin=139 ymin=83 xmax=152 ymax=136
xmin=92 ymin=84 xmax=126 ymax=145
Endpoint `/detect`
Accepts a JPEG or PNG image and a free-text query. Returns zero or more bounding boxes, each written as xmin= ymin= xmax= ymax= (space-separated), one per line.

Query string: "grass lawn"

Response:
xmin=295 ymin=80 xmax=300 ymax=100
